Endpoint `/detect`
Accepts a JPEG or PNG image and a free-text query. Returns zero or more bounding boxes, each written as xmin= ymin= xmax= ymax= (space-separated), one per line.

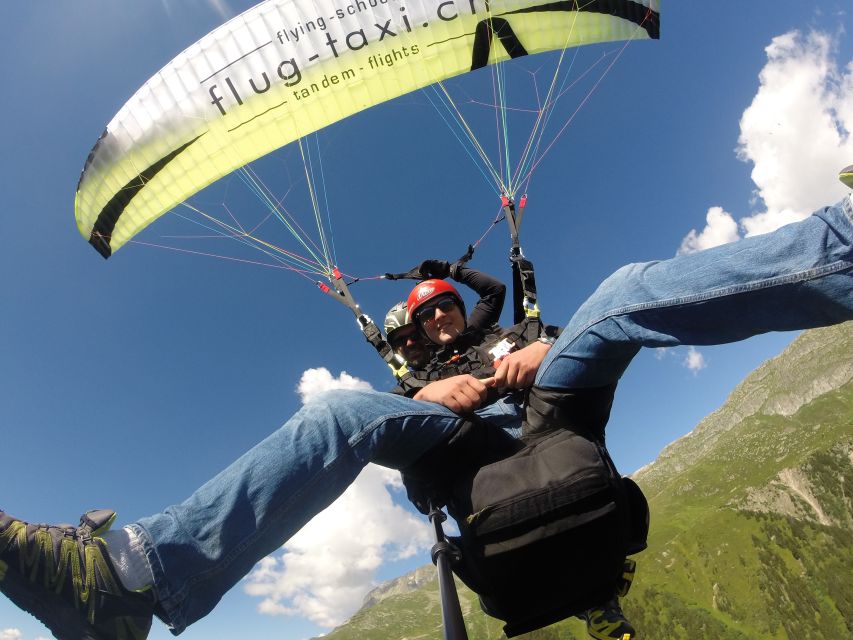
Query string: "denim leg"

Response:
xmin=536 ymin=198 xmax=853 ymax=391
xmin=131 ymin=389 xmax=461 ymax=633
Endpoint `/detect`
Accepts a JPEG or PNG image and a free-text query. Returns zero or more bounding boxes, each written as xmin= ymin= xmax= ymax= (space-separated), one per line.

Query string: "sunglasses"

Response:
xmin=415 ymin=296 xmax=458 ymax=325
xmin=389 ymin=327 xmax=419 ymax=350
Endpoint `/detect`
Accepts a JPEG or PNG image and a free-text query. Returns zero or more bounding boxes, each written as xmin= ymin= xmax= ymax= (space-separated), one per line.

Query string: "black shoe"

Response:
xmin=616 ymin=558 xmax=636 ymax=598
xmin=578 ymin=597 xmax=636 ymax=640
xmin=0 ymin=509 xmax=154 ymax=640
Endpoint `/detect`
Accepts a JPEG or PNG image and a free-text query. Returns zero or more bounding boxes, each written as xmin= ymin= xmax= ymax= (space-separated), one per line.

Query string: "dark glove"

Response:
xmin=450 ymin=244 xmax=475 ymax=280
xmin=418 ymin=259 xmax=451 ymax=280
xmin=401 ymin=472 xmax=445 ymax=515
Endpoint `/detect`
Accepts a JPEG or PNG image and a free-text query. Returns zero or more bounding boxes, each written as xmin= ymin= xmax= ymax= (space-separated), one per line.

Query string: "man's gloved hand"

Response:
xmin=450 ymin=244 xmax=475 ymax=280
xmin=418 ymin=259 xmax=451 ymax=280
xmin=400 ymin=472 xmax=443 ymax=515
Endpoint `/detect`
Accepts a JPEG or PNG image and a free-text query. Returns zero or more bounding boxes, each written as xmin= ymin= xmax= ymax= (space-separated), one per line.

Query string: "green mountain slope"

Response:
xmin=319 ymin=322 xmax=853 ymax=640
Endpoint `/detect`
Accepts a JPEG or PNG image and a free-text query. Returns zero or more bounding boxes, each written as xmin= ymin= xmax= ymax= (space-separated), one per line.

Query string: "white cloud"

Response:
xmin=683 ymin=347 xmax=707 ymax=373
xmin=679 ymin=29 xmax=853 ymax=249
xmin=296 ymin=367 xmax=374 ymax=404
xmin=0 ymin=629 xmax=23 ymax=640
xmin=677 ymin=206 xmax=741 ymax=254
xmin=653 ymin=346 xmax=707 ymax=374
xmin=243 ymin=368 xmax=432 ymax=628
xmin=737 ymin=29 xmax=853 ymax=235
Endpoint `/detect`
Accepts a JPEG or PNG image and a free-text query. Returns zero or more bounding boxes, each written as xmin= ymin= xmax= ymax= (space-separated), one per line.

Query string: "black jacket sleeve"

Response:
xmin=452 ymin=265 xmax=506 ymax=332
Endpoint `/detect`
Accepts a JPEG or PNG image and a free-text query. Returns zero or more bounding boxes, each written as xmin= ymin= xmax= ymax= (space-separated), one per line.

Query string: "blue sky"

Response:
xmin=2 ymin=2 xmax=852 ymax=639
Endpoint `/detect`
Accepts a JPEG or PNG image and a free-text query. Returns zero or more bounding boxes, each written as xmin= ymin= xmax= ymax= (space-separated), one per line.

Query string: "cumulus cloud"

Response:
xmin=243 ymin=368 xmax=432 ymax=628
xmin=679 ymin=28 xmax=853 ymax=249
xmin=653 ymin=346 xmax=707 ymax=374
xmin=677 ymin=206 xmax=741 ymax=254
xmin=0 ymin=629 xmax=23 ymax=640
xmin=683 ymin=347 xmax=707 ymax=373
xmin=736 ymin=29 xmax=853 ymax=235
xmin=296 ymin=367 xmax=374 ymax=404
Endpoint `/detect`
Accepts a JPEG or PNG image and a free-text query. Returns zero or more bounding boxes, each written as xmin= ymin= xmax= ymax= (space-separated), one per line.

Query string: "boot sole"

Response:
xmin=0 ymin=558 xmax=105 ymax=640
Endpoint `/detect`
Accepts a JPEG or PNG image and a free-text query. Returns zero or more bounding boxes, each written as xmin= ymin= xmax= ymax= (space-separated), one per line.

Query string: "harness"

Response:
xmin=319 ymin=197 xmax=542 ymax=394
xmin=503 ymin=195 xmax=540 ymax=325
xmin=317 ymin=267 xmax=409 ymax=379
xmin=401 ymin=385 xmax=650 ymax=637
xmin=317 ymin=267 xmax=448 ymax=392
xmin=321 ymin=198 xmax=649 ymax=637
xmin=384 ymin=196 xmax=543 ymax=393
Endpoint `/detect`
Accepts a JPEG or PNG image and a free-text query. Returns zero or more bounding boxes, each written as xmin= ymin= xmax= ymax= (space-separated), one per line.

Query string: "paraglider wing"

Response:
xmin=75 ymin=0 xmax=659 ymax=258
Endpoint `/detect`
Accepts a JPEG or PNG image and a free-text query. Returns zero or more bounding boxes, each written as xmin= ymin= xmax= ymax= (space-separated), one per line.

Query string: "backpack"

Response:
xmin=401 ymin=385 xmax=650 ymax=637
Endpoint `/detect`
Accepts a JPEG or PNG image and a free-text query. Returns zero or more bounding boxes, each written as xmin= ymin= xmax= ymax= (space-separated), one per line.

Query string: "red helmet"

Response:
xmin=407 ymin=279 xmax=465 ymax=328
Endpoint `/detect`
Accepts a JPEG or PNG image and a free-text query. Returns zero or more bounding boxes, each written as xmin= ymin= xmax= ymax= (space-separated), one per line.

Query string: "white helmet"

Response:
xmin=384 ymin=301 xmax=411 ymax=342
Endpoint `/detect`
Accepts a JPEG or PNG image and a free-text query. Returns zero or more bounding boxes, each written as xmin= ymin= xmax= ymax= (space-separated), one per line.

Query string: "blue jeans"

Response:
xmin=536 ymin=197 xmax=853 ymax=389
xmin=135 ymin=197 xmax=853 ymax=633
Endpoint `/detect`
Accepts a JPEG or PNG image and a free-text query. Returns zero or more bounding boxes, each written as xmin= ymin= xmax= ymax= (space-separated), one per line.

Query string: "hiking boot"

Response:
xmin=840 ymin=164 xmax=853 ymax=189
xmin=578 ymin=597 xmax=636 ymax=640
xmin=0 ymin=508 xmax=155 ymax=640
xmin=616 ymin=558 xmax=636 ymax=598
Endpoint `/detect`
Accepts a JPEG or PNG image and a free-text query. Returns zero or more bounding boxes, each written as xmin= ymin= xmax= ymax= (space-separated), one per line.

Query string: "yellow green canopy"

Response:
xmin=75 ymin=0 xmax=659 ymax=257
